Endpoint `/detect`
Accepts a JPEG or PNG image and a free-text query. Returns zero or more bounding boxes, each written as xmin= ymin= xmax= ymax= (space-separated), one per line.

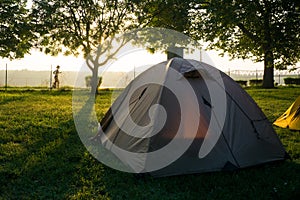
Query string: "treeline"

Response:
xmin=1 ymin=0 xmax=299 ymax=88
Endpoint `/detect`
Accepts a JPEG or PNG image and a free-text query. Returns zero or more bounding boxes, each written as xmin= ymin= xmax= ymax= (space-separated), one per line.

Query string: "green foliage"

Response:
xmin=235 ymin=80 xmax=247 ymax=87
xmin=190 ymin=0 xmax=300 ymax=67
xmin=0 ymin=0 xmax=35 ymax=59
xmin=131 ymin=0 xmax=300 ymax=88
xmin=0 ymin=87 xmax=300 ymax=199
xmin=132 ymin=1 xmax=200 ymax=57
xmin=134 ymin=0 xmax=192 ymax=32
xmin=249 ymin=79 xmax=263 ymax=86
xmin=129 ymin=27 xmax=200 ymax=58
xmin=31 ymin=0 xmax=135 ymax=58
xmin=190 ymin=0 xmax=300 ymax=88
xmin=284 ymin=77 xmax=300 ymax=85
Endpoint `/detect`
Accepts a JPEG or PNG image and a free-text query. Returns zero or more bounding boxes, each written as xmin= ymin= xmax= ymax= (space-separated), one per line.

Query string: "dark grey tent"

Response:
xmin=96 ymin=58 xmax=287 ymax=177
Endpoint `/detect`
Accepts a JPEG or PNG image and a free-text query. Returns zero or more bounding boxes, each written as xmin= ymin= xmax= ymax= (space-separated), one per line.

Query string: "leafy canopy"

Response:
xmin=190 ymin=0 xmax=300 ymax=70
xmin=0 ymin=0 xmax=35 ymax=59
xmin=31 ymin=0 xmax=136 ymax=60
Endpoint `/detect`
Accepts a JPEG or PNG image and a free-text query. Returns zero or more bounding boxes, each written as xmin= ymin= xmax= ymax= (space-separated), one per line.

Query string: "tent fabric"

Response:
xmin=97 ymin=58 xmax=287 ymax=177
xmin=273 ymin=96 xmax=300 ymax=130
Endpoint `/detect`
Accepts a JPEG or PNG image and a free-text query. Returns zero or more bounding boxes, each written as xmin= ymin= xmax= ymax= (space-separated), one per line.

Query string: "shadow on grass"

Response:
xmin=0 ymin=119 xmax=86 ymax=199
xmin=1 ymin=88 xmax=299 ymax=199
xmin=95 ymin=160 xmax=300 ymax=200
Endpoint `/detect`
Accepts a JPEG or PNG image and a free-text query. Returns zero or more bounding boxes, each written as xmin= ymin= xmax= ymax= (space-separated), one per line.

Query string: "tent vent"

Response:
xmin=183 ymin=70 xmax=201 ymax=78
xmin=202 ymin=97 xmax=212 ymax=108
xmin=251 ymin=121 xmax=260 ymax=139
xmin=139 ymin=88 xmax=147 ymax=100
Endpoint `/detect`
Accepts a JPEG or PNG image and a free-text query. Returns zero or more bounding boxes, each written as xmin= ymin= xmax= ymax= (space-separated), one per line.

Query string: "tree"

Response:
xmin=131 ymin=0 xmax=196 ymax=59
xmin=0 ymin=0 xmax=35 ymax=59
xmin=85 ymin=75 xmax=102 ymax=88
xmin=31 ymin=0 xmax=136 ymax=94
xmin=190 ymin=0 xmax=300 ymax=88
xmin=133 ymin=0 xmax=192 ymax=32
xmin=134 ymin=0 xmax=300 ymax=88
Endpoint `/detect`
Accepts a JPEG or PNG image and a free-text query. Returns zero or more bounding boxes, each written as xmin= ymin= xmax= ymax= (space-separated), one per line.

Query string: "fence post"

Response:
xmin=256 ymin=69 xmax=258 ymax=80
xmin=50 ymin=65 xmax=52 ymax=89
xmin=5 ymin=63 xmax=8 ymax=91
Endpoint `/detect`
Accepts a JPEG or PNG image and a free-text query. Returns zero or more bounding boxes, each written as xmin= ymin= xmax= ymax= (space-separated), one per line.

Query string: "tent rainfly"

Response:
xmin=96 ymin=58 xmax=288 ymax=177
xmin=273 ymin=96 xmax=300 ymax=130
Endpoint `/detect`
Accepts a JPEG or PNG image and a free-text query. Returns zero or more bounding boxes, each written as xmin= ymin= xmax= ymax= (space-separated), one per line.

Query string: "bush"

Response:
xmin=249 ymin=79 xmax=263 ymax=86
xmin=235 ymin=80 xmax=248 ymax=87
xmin=284 ymin=77 xmax=300 ymax=85
xmin=85 ymin=76 xmax=102 ymax=88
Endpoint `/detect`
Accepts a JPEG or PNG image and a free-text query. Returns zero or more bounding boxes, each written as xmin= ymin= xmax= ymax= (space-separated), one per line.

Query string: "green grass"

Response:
xmin=0 ymin=87 xmax=300 ymax=199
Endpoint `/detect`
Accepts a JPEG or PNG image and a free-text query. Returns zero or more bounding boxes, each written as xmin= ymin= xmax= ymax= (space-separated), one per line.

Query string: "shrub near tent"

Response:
xmin=235 ymin=80 xmax=247 ymax=87
xmin=85 ymin=76 xmax=102 ymax=88
xmin=284 ymin=78 xmax=300 ymax=85
xmin=249 ymin=79 xmax=263 ymax=86
xmin=95 ymin=58 xmax=288 ymax=177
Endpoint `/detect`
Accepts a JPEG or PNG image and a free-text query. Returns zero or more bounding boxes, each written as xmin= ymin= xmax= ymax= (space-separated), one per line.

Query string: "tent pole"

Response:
xmin=200 ymin=48 xmax=202 ymax=62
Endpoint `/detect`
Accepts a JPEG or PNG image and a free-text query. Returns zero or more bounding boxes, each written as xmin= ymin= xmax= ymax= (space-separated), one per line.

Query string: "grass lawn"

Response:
xmin=0 ymin=87 xmax=300 ymax=199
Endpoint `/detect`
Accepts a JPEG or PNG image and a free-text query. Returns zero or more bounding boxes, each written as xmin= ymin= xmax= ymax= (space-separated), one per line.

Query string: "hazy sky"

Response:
xmin=0 ymin=48 xmax=264 ymax=73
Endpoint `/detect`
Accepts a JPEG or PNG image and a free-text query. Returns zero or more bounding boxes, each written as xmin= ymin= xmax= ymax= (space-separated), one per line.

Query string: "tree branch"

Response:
xmin=237 ymin=23 xmax=260 ymax=44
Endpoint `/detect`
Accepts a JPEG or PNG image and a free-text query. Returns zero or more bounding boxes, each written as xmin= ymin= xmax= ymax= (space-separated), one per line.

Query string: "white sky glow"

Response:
xmin=0 ymin=48 xmax=264 ymax=73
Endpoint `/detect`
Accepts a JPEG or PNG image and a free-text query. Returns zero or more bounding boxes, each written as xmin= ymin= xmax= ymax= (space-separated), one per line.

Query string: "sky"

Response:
xmin=0 ymin=48 xmax=264 ymax=73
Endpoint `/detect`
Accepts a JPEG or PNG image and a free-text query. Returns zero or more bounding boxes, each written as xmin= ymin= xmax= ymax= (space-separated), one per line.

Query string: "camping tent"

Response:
xmin=96 ymin=58 xmax=287 ymax=177
xmin=273 ymin=96 xmax=300 ymax=130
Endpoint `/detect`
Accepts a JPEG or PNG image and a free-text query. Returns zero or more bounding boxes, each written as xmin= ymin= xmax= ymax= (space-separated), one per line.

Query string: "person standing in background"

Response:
xmin=52 ymin=65 xmax=61 ymax=89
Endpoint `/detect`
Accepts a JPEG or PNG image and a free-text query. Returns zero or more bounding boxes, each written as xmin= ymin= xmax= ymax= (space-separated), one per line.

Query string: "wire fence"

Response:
xmin=227 ymin=68 xmax=300 ymax=85
xmin=0 ymin=68 xmax=133 ymax=89
xmin=1 ymin=64 xmax=300 ymax=88
xmin=0 ymin=70 xmax=79 ymax=88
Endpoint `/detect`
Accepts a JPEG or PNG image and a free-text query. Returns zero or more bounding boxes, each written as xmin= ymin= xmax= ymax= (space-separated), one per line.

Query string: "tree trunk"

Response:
xmin=262 ymin=2 xmax=274 ymax=89
xmin=90 ymin=66 xmax=99 ymax=96
xmin=262 ymin=50 xmax=274 ymax=88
